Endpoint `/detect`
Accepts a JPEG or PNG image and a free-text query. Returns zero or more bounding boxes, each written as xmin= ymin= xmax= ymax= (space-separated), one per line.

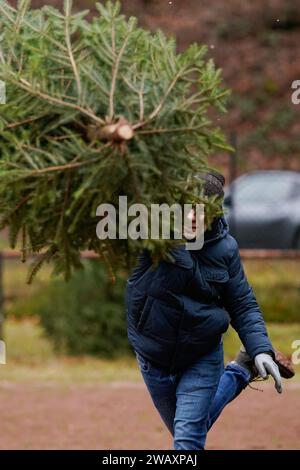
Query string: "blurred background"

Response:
xmin=1 ymin=0 xmax=300 ymax=450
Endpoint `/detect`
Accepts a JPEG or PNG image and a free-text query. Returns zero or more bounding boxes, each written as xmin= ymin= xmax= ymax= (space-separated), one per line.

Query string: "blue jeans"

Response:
xmin=135 ymin=342 xmax=250 ymax=450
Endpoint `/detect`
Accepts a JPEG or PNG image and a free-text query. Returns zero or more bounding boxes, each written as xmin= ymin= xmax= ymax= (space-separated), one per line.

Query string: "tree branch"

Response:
xmin=138 ymin=76 xmax=145 ymax=122
xmin=133 ymin=65 xmax=192 ymax=130
xmin=136 ymin=123 xmax=208 ymax=135
xmin=8 ymin=75 xmax=105 ymax=124
xmin=0 ymin=2 xmax=68 ymax=54
xmin=109 ymin=30 xmax=132 ymax=121
xmin=64 ymin=0 xmax=82 ymax=100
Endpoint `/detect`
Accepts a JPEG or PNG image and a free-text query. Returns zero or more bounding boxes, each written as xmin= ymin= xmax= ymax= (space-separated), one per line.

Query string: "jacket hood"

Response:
xmin=204 ymin=215 xmax=229 ymax=245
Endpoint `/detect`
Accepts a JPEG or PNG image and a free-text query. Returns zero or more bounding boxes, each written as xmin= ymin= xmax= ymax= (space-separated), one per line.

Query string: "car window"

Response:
xmin=290 ymin=182 xmax=300 ymax=198
xmin=236 ymin=175 xmax=292 ymax=204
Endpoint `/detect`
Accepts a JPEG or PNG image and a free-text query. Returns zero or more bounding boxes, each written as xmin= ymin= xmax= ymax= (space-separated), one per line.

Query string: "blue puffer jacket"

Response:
xmin=125 ymin=216 xmax=274 ymax=372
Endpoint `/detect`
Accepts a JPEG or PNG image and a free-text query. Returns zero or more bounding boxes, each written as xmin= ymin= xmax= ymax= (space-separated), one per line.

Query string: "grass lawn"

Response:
xmin=0 ymin=251 xmax=299 ymax=383
xmin=1 ymin=318 xmax=139 ymax=384
xmin=2 ymin=257 xmax=300 ymax=321
xmin=1 ymin=318 xmax=299 ymax=383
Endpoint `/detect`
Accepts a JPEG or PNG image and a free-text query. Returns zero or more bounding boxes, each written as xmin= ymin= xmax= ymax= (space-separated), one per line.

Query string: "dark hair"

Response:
xmin=195 ymin=170 xmax=225 ymax=198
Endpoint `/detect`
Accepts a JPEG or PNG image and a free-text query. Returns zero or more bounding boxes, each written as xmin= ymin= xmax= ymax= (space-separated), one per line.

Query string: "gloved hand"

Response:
xmin=254 ymin=353 xmax=282 ymax=394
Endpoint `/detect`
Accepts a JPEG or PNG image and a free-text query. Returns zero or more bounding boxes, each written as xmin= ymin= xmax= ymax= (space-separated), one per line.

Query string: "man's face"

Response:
xmin=183 ymin=208 xmax=207 ymax=240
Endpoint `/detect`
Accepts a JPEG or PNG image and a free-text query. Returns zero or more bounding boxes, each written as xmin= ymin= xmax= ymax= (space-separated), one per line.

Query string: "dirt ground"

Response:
xmin=0 ymin=380 xmax=299 ymax=450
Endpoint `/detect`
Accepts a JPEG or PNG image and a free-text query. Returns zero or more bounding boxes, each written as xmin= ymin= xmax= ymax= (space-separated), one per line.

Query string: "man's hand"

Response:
xmin=254 ymin=353 xmax=282 ymax=394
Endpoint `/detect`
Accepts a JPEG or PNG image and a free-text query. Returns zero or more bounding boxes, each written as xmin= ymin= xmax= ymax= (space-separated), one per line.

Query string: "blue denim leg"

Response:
xmin=135 ymin=346 xmax=250 ymax=450
xmin=206 ymin=362 xmax=251 ymax=431
xmin=173 ymin=342 xmax=224 ymax=450
xmin=135 ymin=351 xmax=177 ymax=435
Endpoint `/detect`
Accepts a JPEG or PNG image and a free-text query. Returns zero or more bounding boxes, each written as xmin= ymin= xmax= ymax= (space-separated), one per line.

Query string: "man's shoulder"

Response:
xmin=223 ymin=233 xmax=239 ymax=256
xmin=202 ymin=233 xmax=239 ymax=267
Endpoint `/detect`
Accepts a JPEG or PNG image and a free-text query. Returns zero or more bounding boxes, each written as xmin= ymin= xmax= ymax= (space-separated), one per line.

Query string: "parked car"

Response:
xmin=224 ymin=170 xmax=300 ymax=249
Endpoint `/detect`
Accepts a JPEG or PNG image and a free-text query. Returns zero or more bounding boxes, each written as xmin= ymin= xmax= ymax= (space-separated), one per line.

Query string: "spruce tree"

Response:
xmin=0 ymin=0 xmax=230 ymax=282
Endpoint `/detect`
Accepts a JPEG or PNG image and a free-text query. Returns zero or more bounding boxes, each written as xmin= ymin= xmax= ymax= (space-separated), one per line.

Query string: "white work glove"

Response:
xmin=254 ymin=353 xmax=282 ymax=394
